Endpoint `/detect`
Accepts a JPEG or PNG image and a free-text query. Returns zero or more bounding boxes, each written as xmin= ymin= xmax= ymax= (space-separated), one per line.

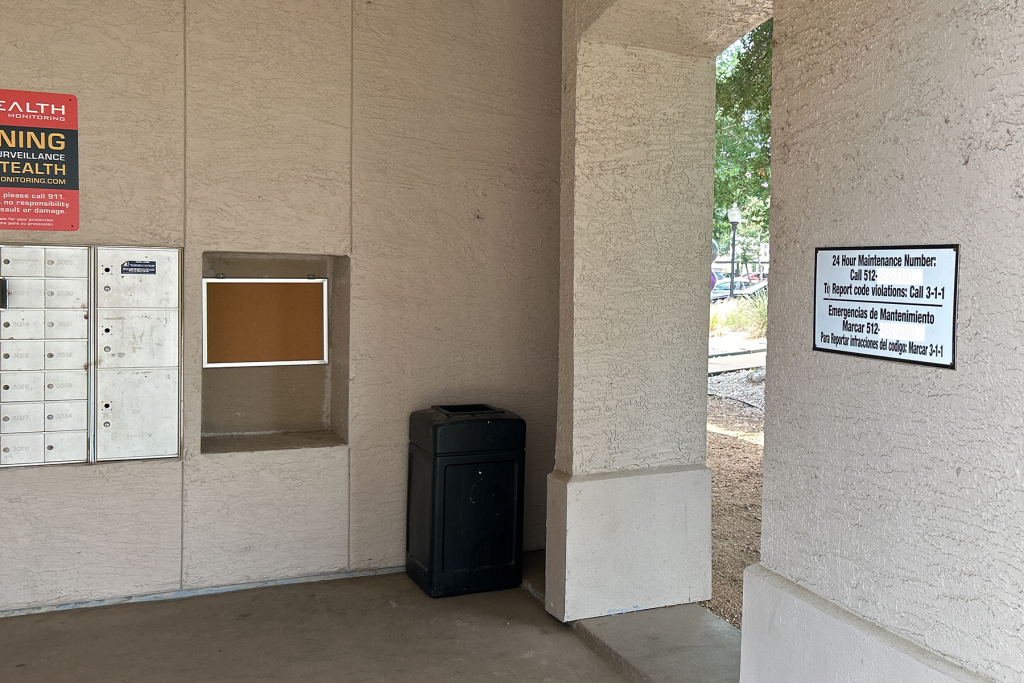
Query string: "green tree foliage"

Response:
xmin=715 ymin=19 xmax=772 ymax=270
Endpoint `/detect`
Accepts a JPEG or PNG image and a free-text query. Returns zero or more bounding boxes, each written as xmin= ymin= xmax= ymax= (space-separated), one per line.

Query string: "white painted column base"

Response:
xmin=740 ymin=564 xmax=996 ymax=683
xmin=545 ymin=464 xmax=711 ymax=622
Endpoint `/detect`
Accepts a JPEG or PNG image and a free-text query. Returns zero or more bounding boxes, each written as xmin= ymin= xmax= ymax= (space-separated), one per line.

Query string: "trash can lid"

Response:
xmin=409 ymin=404 xmax=526 ymax=454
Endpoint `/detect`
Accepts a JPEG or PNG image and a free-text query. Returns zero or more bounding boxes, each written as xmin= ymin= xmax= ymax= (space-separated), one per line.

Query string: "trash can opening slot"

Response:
xmin=435 ymin=404 xmax=505 ymax=416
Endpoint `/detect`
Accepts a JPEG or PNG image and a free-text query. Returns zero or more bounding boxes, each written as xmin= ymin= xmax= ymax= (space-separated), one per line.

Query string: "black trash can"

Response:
xmin=406 ymin=404 xmax=526 ymax=597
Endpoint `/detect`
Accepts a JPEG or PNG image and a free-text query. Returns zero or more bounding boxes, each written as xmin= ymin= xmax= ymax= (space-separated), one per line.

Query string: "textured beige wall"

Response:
xmin=181 ymin=0 xmax=352 ymax=456
xmin=555 ymin=0 xmax=769 ymax=478
xmin=558 ymin=39 xmax=714 ymax=475
xmin=0 ymin=0 xmax=184 ymax=246
xmin=175 ymin=0 xmax=355 ymax=596
xmin=184 ymin=0 xmax=350 ymax=255
xmin=0 ymin=0 xmax=355 ymax=608
xmin=0 ymin=461 xmax=183 ymax=611
xmin=0 ymin=0 xmax=186 ymax=612
xmin=763 ymin=1 xmax=1024 ymax=679
xmin=182 ymin=445 xmax=349 ymax=589
xmin=347 ymin=0 xmax=561 ymax=566
xmin=202 ymin=365 xmax=330 ymax=433
xmin=0 ymin=0 xmax=562 ymax=609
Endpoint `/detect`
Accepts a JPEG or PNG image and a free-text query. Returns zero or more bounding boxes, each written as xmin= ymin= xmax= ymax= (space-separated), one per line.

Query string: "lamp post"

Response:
xmin=727 ymin=204 xmax=742 ymax=297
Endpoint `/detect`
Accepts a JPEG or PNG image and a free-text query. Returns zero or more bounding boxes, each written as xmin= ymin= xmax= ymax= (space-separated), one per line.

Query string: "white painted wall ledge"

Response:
xmin=546 ymin=464 xmax=711 ymax=622
xmin=740 ymin=564 xmax=998 ymax=683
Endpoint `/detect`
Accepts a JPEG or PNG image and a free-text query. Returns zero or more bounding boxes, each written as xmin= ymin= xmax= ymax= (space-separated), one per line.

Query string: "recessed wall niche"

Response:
xmin=200 ymin=252 xmax=349 ymax=453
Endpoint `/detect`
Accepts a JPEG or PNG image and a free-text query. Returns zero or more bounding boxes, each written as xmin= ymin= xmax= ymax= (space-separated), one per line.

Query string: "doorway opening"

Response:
xmin=704 ymin=18 xmax=772 ymax=629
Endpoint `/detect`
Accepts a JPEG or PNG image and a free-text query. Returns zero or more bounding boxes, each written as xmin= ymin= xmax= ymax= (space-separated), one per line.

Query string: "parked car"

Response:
xmin=711 ymin=279 xmax=745 ymax=301
xmin=710 ymin=278 xmax=765 ymax=301
xmin=737 ymin=281 xmax=768 ymax=298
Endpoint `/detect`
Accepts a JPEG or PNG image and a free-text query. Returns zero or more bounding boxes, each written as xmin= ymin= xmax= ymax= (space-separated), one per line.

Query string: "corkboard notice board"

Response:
xmin=203 ymin=279 xmax=328 ymax=366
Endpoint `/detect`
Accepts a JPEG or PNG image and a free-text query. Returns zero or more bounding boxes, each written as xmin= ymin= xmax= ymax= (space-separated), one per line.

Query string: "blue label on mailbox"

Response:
xmin=121 ymin=260 xmax=157 ymax=275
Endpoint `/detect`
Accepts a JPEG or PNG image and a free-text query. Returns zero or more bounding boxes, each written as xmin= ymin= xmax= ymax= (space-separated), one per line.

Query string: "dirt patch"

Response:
xmin=700 ymin=396 xmax=763 ymax=630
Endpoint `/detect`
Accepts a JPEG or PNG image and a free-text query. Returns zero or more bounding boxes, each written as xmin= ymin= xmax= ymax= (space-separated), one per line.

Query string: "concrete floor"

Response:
xmin=576 ymin=606 xmax=741 ymax=683
xmin=523 ymin=551 xmax=741 ymax=683
xmin=0 ymin=573 xmax=628 ymax=683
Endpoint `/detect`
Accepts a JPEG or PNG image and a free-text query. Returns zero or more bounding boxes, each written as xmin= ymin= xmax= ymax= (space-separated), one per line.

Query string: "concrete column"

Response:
xmin=546 ymin=29 xmax=716 ymax=621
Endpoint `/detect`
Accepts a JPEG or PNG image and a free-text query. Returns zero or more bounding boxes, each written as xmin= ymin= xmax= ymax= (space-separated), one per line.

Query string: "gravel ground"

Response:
xmin=707 ymin=369 xmax=765 ymax=411
xmin=701 ymin=376 xmax=765 ymax=630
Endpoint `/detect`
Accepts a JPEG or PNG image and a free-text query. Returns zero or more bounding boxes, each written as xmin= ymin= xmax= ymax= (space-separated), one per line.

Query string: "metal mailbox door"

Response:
xmin=5 ymin=279 xmax=45 ymax=309
xmin=44 ymin=310 xmax=88 ymax=339
xmin=0 ymin=310 xmax=45 ymax=339
xmin=44 ymin=248 xmax=89 ymax=278
xmin=44 ymin=340 xmax=88 ymax=370
xmin=96 ymin=310 xmax=179 ymax=369
xmin=1 ymin=402 xmax=45 ymax=433
xmin=0 ymin=433 xmax=45 ymax=465
xmin=44 ymin=401 xmax=87 ymax=432
xmin=1 ymin=372 xmax=44 ymax=402
xmin=1 ymin=341 xmax=45 ymax=371
xmin=0 ymin=247 xmax=45 ymax=277
xmin=44 ymin=371 xmax=87 ymax=401
xmin=44 ymin=279 xmax=88 ymax=309
xmin=44 ymin=431 xmax=88 ymax=463
xmin=95 ymin=248 xmax=179 ymax=309
xmin=96 ymin=368 xmax=179 ymax=460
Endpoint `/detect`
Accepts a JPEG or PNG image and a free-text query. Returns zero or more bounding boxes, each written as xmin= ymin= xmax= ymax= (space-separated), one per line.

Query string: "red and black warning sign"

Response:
xmin=0 ymin=90 xmax=78 ymax=231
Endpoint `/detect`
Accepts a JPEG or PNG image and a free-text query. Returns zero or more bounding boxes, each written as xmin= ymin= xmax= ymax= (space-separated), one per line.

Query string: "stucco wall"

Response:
xmin=0 ymin=0 xmax=186 ymax=613
xmin=182 ymin=446 xmax=349 ymax=589
xmin=555 ymin=0 xmax=767 ymax=480
xmin=0 ymin=0 xmax=185 ymax=247
xmin=184 ymin=0 xmax=351 ymax=256
xmin=0 ymin=461 xmax=182 ymax=611
xmin=559 ymin=39 xmax=714 ymax=476
xmin=347 ymin=0 xmax=561 ymax=566
xmin=740 ymin=566 xmax=996 ymax=683
xmin=0 ymin=0 xmax=561 ymax=610
xmin=764 ymin=1 xmax=1024 ymax=679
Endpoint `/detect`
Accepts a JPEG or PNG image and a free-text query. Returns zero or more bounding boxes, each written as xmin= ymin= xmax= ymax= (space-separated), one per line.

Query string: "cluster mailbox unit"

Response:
xmin=0 ymin=245 xmax=181 ymax=467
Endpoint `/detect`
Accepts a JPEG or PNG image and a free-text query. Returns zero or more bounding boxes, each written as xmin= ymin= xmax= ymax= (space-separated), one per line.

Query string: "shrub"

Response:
xmin=737 ymin=290 xmax=768 ymax=338
xmin=709 ymin=291 xmax=768 ymax=338
xmin=710 ymin=298 xmax=744 ymax=336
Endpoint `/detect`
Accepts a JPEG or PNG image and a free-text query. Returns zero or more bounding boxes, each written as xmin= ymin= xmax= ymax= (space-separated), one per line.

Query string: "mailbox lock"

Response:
xmin=103 ymin=286 xmax=111 ymax=292
xmin=47 ymin=291 xmax=54 ymax=297
xmin=46 ymin=415 xmax=53 ymax=420
xmin=46 ymin=383 xmax=53 ymax=389
xmin=2 ymin=259 xmax=8 ymax=265
xmin=47 ymin=445 xmax=53 ymax=450
xmin=2 ymin=385 xmax=7 ymax=390
xmin=104 ymin=346 xmax=111 ymax=352
xmin=2 ymin=447 xmax=8 ymax=453
xmin=47 ymin=322 xmax=54 ymax=328
xmin=103 ymin=421 xmax=110 ymax=428
xmin=2 ymin=353 xmax=8 ymax=359
xmin=46 ymin=353 xmax=54 ymax=358
xmin=2 ymin=416 xmax=8 ymax=422
xmin=2 ymin=322 xmax=8 ymax=328
xmin=46 ymin=259 xmax=54 ymax=265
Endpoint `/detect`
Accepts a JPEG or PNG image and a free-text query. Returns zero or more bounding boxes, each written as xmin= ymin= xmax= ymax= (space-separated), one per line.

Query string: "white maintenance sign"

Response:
xmin=813 ymin=245 xmax=959 ymax=368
